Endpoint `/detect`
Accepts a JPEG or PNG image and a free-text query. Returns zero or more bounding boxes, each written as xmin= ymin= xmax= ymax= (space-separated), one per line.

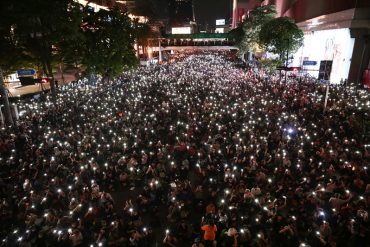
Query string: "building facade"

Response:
xmin=169 ymin=0 xmax=194 ymax=25
xmin=261 ymin=0 xmax=370 ymax=84
xmin=232 ymin=0 xmax=261 ymax=28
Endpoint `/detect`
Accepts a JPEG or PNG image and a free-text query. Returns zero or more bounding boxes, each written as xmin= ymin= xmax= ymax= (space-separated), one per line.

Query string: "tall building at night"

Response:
xmin=232 ymin=0 xmax=261 ymax=28
xmin=169 ymin=0 xmax=194 ymax=25
xmin=261 ymin=0 xmax=370 ymax=84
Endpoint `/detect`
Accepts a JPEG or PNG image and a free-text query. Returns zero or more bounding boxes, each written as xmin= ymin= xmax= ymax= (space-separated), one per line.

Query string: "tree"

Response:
xmin=130 ymin=0 xmax=163 ymax=58
xmin=133 ymin=20 xmax=160 ymax=59
xmin=0 ymin=0 xmax=34 ymax=126
xmin=7 ymin=0 xmax=84 ymax=102
xmin=130 ymin=0 xmax=155 ymax=19
xmin=0 ymin=33 xmax=15 ymax=126
xmin=81 ymin=7 xmax=137 ymax=80
xmin=52 ymin=4 xmax=85 ymax=83
xmin=228 ymin=25 xmax=244 ymax=49
xmin=235 ymin=5 xmax=277 ymax=54
xmin=259 ymin=17 xmax=304 ymax=61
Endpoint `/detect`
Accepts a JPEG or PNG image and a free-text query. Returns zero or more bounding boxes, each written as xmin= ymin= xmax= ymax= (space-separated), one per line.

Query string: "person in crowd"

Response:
xmin=0 ymin=50 xmax=369 ymax=247
xmin=201 ymin=219 xmax=217 ymax=247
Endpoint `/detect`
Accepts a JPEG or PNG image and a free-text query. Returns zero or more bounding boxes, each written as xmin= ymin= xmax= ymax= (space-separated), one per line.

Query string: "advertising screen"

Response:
xmin=215 ymin=27 xmax=225 ymax=33
xmin=216 ymin=19 xmax=225 ymax=26
xmin=171 ymin=27 xmax=192 ymax=34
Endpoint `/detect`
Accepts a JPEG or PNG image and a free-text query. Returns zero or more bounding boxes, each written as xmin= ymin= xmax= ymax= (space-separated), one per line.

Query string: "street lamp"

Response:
xmin=285 ymin=38 xmax=289 ymax=83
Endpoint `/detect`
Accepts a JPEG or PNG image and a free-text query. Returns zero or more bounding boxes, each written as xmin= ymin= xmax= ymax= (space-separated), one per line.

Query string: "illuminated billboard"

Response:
xmin=171 ymin=27 xmax=192 ymax=34
xmin=291 ymin=28 xmax=354 ymax=84
xmin=216 ymin=19 xmax=225 ymax=26
xmin=215 ymin=27 xmax=225 ymax=33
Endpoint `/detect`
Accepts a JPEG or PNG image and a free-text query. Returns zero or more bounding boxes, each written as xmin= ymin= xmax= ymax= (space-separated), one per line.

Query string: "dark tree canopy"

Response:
xmin=0 ymin=0 xmax=138 ymax=88
xmin=234 ymin=5 xmax=277 ymax=53
xmin=259 ymin=17 xmax=304 ymax=58
xmin=130 ymin=0 xmax=155 ymax=18
xmin=0 ymin=0 xmax=84 ymax=101
xmin=82 ymin=7 xmax=137 ymax=77
xmin=228 ymin=25 xmax=244 ymax=48
xmin=0 ymin=1 xmax=25 ymax=74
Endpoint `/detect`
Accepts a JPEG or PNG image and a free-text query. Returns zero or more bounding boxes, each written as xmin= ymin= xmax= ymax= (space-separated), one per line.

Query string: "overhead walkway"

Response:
xmin=148 ymin=33 xmax=238 ymax=51
xmin=161 ymin=46 xmax=238 ymax=51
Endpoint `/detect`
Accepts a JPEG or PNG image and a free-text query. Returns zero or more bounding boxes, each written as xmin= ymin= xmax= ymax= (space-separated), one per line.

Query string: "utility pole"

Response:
xmin=285 ymin=38 xmax=289 ymax=83
xmin=192 ymin=0 xmax=196 ymax=23
xmin=323 ymin=80 xmax=330 ymax=114
xmin=159 ymin=39 xmax=162 ymax=63
xmin=356 ymin=35 xmax=369 ymax=88
xmin=0 ymin=68 xmax=14 ymax=126
xmin=323 ymin=59 xmax=333 ymax=114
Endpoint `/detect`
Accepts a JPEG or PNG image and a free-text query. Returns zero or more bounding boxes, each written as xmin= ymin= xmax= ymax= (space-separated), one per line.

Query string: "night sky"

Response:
xmin=194 ymin=0 xmax=231 ymax=28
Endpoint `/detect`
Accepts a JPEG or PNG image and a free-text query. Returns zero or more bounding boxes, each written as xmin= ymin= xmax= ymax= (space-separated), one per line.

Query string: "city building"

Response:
xmin=215 ymin=19 xmax=228 ymax=34
xmin=115 ymin=0 xmax=136 ymax=12
xmin=261 ymin=0 xmax=370 ymax=84
xmin=169 ymin=0 xmax=194 ymax=25
xmin=232 ymin=0 xmax=261 ymax=28
xmin=75 ymin=0 xmax=149 ymax=23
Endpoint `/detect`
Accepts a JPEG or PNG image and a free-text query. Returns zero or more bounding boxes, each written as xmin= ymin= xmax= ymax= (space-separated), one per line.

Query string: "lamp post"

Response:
xmin=159 ymin=39 xmax=162 ymax=63
xmin=285 ymin=38 xmax=289 ymax=83
xmin=192 ymin=0 xmax=196 ymax=23
xmin=356 ymin=35 xmax=369 ymax=88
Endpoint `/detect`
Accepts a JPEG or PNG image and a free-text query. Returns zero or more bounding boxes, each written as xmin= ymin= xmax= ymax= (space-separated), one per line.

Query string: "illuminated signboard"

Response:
xmin=216 ymin=19 xmax=225 ymax=26
xmin=171 ymin=27 xmax=192 ymax=34
xmin=291 ymin=28 xmax=354 ymax=84
xmin=215 ymin=27 xmax=225 ymax=33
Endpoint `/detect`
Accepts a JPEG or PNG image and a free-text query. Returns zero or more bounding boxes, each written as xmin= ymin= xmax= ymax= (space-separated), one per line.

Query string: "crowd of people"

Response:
xmin=0 ymin=51 xmax=369 ymax=247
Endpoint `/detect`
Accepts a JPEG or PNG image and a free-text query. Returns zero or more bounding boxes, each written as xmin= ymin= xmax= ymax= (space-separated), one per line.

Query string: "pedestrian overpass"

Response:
xmin=161 ymin=46 xmax=237 ymax=51
xmin=148 ymin=33 xmax=238 ymax=52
